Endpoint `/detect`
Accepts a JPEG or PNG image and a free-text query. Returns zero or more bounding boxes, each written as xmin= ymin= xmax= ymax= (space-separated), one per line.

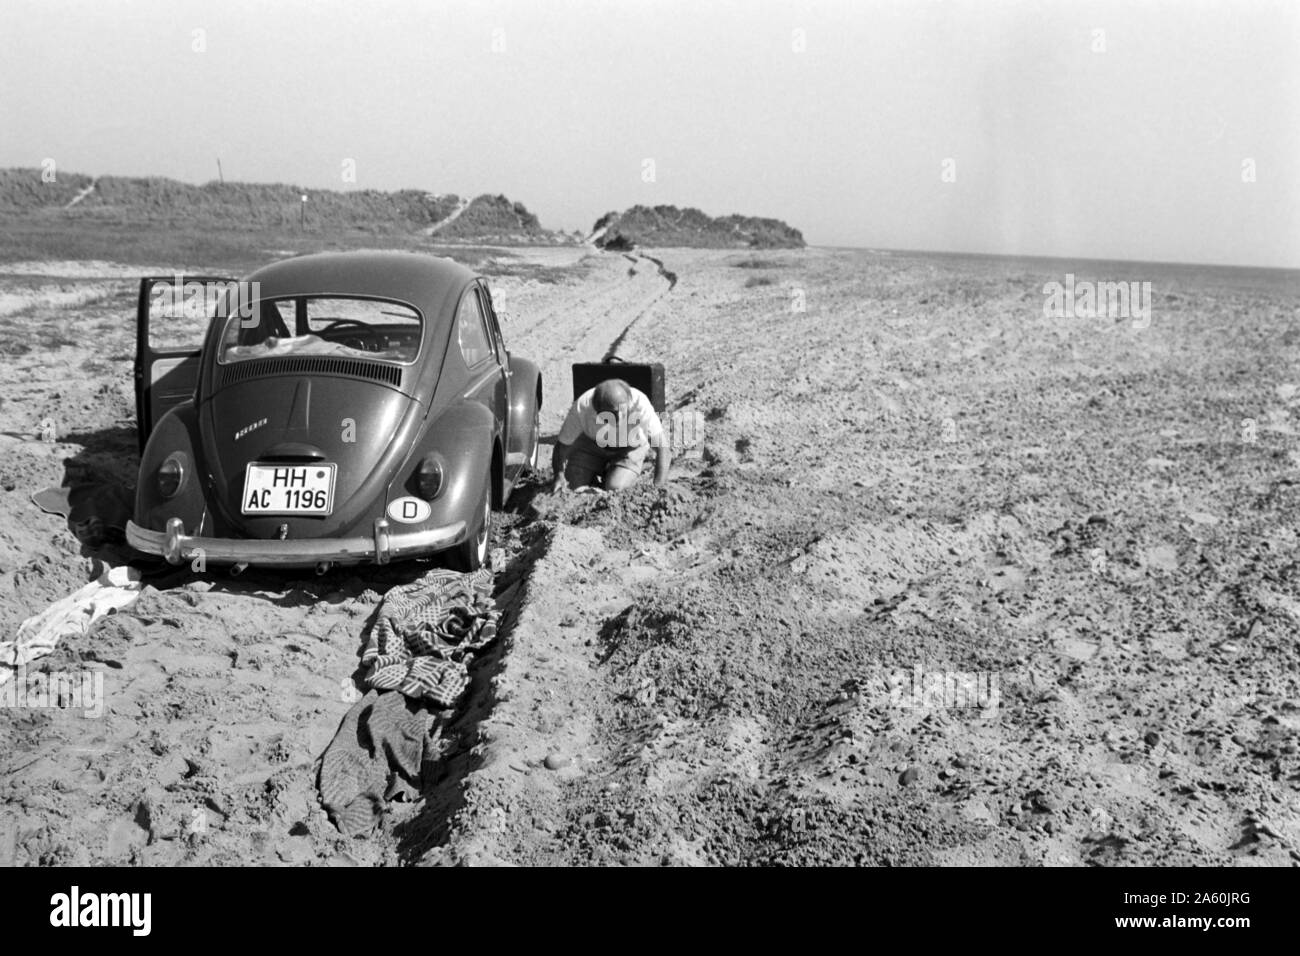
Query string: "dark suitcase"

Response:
xmin=572 ymin=356 xmax=665 ymax=412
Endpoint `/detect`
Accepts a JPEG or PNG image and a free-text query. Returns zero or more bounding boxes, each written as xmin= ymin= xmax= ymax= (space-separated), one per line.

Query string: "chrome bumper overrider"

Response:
xmin=126 ymin=517 xmax=466 ymax=568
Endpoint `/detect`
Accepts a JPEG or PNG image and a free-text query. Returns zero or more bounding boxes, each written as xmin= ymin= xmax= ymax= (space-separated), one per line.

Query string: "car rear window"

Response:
xmin=218 ymin=296 xmax=422 ymax=364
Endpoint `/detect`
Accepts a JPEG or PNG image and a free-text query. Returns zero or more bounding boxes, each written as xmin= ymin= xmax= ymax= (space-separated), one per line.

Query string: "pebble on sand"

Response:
xmin=544 ymin=753 xmax=571 ymax=770
xmin=1032 ymin=793 xmax=1061 ymax=813
xmin=899 ymin=767 xmax=919 ymax=786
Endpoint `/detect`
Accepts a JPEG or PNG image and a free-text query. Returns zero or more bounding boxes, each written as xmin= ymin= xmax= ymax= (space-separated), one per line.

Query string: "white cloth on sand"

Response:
xmin=0 ymin=565 xmax=142 ymax=686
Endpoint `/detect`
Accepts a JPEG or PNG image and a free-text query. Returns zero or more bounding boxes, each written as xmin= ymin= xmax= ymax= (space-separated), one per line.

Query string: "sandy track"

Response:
xmin=493 ymin=250 xmax=673 ymax=434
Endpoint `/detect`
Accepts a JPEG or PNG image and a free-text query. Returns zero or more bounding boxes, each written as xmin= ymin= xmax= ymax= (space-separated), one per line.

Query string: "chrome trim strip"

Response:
xmin=127 ymin=518 xmax=466 ymax=568
xmin=462 ymin=364 xmax=501 ymax=398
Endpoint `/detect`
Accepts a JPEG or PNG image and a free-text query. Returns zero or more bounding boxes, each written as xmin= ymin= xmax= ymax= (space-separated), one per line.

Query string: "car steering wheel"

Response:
xmin=340 ymin=336 xmax=381 ymax=352
xmin=321 ymin=319 xmax=370 ymax=332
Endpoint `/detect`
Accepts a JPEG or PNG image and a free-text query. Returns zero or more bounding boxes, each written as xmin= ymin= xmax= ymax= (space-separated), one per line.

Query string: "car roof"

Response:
xmin=244 ymin=251 xmax=479 ymax=322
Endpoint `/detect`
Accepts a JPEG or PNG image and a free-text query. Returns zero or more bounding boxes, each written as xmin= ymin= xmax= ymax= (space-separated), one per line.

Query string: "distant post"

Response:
xmin=301 ymin=193 xmax=308 ymax=230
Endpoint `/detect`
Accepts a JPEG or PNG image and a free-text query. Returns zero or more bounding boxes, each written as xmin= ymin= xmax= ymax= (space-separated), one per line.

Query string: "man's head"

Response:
xmin=592 ymin=378 xmax=632 ymax=415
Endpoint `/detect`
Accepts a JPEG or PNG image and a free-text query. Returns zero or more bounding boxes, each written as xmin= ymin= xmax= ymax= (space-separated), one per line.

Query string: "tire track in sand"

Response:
xmin=503 ymin=251 xmax=674 ymax=435
xmin=426 ymin=251 xmax=683 ymax=865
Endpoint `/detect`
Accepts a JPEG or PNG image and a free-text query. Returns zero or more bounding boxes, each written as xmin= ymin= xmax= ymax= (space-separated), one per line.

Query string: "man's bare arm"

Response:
xmin=551 ymin=441 xmax=571 ymax=492
xmin=653 ymin=442 xmax=671 ymax=487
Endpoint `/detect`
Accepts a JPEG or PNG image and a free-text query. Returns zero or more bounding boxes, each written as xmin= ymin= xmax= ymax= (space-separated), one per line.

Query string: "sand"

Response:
xmin=1 ymin=246 xmax=1297 ymax=866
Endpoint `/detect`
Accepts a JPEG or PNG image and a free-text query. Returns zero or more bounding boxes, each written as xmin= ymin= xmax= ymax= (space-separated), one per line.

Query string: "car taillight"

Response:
xmin=158 ymin=454 xmax=186 ymax=498
xmin=416 ymin=453 xmax=444 ymax=499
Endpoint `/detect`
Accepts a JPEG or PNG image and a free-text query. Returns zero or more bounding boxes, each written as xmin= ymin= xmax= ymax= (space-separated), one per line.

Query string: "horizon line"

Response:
xmin=811 ymin=244 xmax=1300 ymax=274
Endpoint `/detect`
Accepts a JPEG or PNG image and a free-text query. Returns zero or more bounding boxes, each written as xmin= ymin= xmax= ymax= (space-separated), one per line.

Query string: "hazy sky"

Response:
xmin=2 ymin=0 xmax=1296 ymax=266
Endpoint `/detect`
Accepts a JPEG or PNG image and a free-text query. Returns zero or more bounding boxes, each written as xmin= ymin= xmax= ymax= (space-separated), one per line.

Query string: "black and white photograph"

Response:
xmin=0 ymin=0 xmax=1295 ymax=913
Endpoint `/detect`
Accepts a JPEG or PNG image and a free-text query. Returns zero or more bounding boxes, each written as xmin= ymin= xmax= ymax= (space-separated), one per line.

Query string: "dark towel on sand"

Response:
xmin=317 ymin=690 xmax=434 ymax=837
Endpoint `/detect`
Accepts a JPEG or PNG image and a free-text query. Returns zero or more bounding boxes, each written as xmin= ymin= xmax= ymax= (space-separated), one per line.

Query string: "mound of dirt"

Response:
xmin=0 ymin=170 xmax=96 ymax=211
xmin=433 ymin=195 xmax=555 ymax=243
xmin=0 ymin=168 xmax=576 ymax=245
xmin=590 ymin=205 xmax=804 ymax=250
xmin=536 ymin=480 xmax=718 ymax=549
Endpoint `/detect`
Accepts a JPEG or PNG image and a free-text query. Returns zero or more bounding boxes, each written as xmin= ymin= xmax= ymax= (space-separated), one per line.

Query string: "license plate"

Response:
xmin=241 ymin=463 xmax=337 ymax=515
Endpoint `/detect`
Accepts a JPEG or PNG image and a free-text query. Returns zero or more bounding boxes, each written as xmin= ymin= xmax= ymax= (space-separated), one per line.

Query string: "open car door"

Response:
xmin=134 ymin=275 xmax=234 ymax=452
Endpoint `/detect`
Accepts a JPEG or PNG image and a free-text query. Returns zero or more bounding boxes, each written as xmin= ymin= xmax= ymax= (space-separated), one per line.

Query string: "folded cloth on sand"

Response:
xmin=361 ymin=567 xmax=498 ymax=707
xmin=0 ymin=565 xmax=142 ymax=687
xmin=318 ymin=690 xmax=434 ymax=836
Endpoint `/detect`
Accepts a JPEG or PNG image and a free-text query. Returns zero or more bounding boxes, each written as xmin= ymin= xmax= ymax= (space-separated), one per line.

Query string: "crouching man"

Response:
xmin=551 ymin=378 xmax=670 ymax=491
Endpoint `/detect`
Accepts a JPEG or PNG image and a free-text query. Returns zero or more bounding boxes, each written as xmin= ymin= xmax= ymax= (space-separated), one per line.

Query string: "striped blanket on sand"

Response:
xmin=361 ymin=567 xmax=498 ymax=706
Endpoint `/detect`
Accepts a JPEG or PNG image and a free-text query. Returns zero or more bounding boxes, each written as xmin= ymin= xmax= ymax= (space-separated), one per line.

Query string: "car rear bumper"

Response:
xmin=126 ymin=516 xmax=466 ymax=568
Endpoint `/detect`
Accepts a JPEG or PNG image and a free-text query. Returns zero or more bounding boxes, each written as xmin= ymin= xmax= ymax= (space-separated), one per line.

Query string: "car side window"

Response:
xmin=456 ymin=288 xmax=494 ymax=369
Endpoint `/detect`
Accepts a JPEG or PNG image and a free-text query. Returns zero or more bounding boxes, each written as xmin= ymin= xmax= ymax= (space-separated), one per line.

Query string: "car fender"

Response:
xmin=387 ymin=399 xmax=496 ymax=538
xmin=135 ymin=403 xmax=208 ymax=534
xmin=506 ymin=355 xmax=542 ymax=456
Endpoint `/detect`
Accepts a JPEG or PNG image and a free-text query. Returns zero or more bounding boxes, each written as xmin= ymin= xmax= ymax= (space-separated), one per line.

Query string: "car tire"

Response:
xmin=448 ymin=470 xmax=492 ymax=572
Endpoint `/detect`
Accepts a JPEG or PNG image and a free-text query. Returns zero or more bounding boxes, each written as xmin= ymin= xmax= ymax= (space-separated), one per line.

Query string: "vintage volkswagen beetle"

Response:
xmin=126 ymin=251 xmax=541 ymax=572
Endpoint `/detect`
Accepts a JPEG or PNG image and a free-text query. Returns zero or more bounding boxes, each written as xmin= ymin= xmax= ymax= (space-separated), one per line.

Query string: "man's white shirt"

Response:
xmin=558 ymin=386 xmax=665 ymax=448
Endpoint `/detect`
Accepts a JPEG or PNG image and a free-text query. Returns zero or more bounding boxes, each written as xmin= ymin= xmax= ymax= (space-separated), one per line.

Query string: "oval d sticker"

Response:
xmin=387 ymin=496 xmax=432 ymax=524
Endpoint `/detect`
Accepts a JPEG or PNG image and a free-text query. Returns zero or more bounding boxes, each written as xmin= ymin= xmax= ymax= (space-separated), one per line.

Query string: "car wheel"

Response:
xmin=448 ymin=471 xmax=491 ymax=572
